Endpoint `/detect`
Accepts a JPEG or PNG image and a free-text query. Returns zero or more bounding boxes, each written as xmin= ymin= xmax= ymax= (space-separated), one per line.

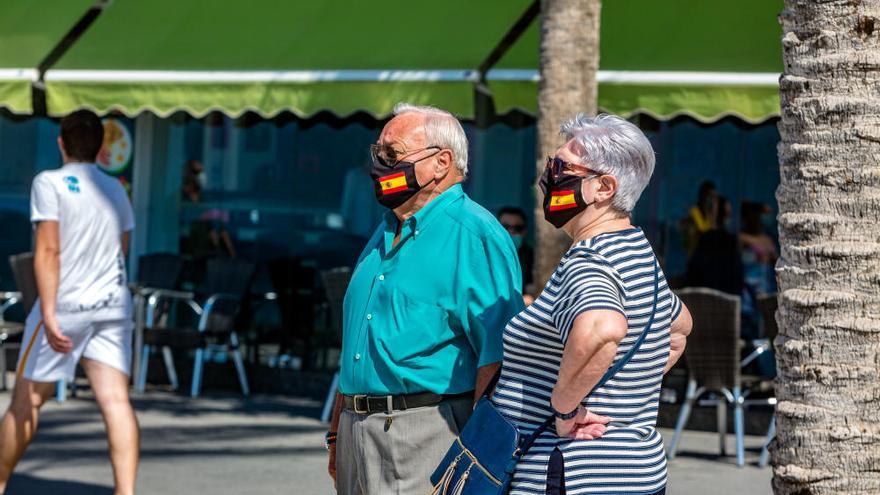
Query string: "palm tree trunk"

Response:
xmin=534 ymin=0 xmax=601 ymax=288
xmin=774 ymin=1 xmax=880 ymax=493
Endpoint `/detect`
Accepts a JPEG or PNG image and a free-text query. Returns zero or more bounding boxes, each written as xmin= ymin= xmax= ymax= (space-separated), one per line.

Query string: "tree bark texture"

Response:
xmin=774 ymin=1 xmax=880 ymax=493
xmin=534 ymin=0 xmax=601 ymax=288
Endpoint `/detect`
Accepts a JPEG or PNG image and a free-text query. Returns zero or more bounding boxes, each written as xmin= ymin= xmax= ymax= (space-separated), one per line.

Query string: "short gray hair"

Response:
xmin=560 ymin=113 xmax=655 ymax=213
xmin=393 ymin=102 xmax=469 ymax=176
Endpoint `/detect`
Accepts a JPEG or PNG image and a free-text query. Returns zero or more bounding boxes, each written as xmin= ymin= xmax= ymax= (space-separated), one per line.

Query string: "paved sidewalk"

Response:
xmin=0 ymin=391 xmax=771 ymax=494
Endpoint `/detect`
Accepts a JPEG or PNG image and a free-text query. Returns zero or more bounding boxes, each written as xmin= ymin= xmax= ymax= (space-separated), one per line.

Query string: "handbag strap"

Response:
xmin=517 ymin=261 xmax=662 ymax=454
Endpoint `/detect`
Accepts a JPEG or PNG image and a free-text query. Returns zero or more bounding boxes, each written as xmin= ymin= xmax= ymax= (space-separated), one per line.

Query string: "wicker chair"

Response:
xmin=666 ymin=287 xmax=747 ymax=466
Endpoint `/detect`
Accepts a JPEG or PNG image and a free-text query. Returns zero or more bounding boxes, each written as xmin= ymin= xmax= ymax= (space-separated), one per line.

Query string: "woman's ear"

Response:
xmin=594 ymin=175 xmax=618 ymax=203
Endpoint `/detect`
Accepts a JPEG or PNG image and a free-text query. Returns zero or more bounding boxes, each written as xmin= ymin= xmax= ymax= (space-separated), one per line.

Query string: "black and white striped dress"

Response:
xmin=492 ymin=228 xmax=681 ymax=495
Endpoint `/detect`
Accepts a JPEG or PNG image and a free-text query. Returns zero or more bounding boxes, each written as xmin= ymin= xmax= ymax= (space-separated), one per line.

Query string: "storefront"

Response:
xmin=0 ymin=0 xmax=783 ymax=285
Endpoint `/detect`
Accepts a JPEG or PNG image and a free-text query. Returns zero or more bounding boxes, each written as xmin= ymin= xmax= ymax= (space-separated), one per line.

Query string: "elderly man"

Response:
xmin=326 ymin=103 xmax=523 ymax=494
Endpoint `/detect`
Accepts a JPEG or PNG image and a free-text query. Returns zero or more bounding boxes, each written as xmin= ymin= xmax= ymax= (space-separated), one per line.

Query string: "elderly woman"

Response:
xmin=491 ymin=114 xmax=693 ymax=495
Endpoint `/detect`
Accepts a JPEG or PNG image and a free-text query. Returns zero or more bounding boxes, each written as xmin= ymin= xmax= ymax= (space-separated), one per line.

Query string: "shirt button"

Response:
xmin=354 ymin=353 xmax=361 ymax=361
xmin=366 ymin=314 xmax=373 ymax=320
xmin=378 ymin=274 xmax=385 ymax=281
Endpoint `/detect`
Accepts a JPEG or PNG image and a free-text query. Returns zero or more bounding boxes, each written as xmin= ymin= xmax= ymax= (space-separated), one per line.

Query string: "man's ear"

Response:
xmin=434 ymin=149 xmax=453 ymax=178
xmin=57 ymin=136 xmax=66 ymax=160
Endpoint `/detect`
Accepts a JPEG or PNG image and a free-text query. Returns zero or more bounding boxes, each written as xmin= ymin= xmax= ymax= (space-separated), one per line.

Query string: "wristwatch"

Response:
xmin=552 ymin=404 xmax=580 ymax=421
xmin=324 ymin=431 xmax=337 ymax=451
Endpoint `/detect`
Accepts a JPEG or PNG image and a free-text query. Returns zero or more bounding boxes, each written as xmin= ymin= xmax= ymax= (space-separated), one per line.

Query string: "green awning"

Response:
xmin=490 ymin=0 xmax=783 ymax=122
xmin=43 ymin=0 xmax=534 ymax=118
xmin=0 ymin=0 xmax=95 ymax=114
xmin=22 ymin=0 xmax=782 ymax=121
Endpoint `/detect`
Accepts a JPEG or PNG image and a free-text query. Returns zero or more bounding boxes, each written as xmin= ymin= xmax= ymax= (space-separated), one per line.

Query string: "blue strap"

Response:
xmin=517 ymin=262 xmax=661 ymax=454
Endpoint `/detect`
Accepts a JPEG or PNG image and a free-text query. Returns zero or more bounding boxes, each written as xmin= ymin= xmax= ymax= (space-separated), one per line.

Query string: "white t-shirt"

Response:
xmin=30 ymin=163 xmax=135 ymax=318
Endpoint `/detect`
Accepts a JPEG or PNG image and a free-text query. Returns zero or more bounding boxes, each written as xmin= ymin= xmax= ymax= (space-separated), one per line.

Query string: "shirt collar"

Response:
xmin=383 ymin=184 xmax=464 ymax=239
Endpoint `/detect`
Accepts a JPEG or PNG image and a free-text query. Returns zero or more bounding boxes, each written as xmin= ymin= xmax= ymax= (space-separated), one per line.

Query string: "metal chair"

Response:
xmin=755 ymin=293 xmax=779 ymax=468
xmin=133 ymin=253 xmax=184 ymax=392
xmin=319 ymin=267 xmax=351 ymax=423
xmin=666 ymin=287 xmax=747 ymax=466
xmin=138 ymin=257 xmax=255 ymax=397
xmin=0 ymin=253 xmax=35 ymax=391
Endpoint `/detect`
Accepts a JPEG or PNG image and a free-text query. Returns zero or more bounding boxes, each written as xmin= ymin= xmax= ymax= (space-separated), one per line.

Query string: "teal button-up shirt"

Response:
xmin=340 ymin=184 xmax=524 ymax=395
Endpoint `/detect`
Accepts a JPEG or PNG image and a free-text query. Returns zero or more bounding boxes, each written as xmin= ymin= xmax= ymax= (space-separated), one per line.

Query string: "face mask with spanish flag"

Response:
xmin=538 ymin=166 xmax=596 ymax=228
xmin=370 ymin=158 xmax=430 ymax=209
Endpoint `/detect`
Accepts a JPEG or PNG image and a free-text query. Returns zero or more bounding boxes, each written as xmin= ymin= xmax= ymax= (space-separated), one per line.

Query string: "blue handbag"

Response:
xmin=430 ymin=263 xmax=660 ymax=495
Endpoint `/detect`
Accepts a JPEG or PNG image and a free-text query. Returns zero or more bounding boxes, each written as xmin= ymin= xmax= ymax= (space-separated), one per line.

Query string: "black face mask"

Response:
xmin=539 ymin=166 xmax=596 ymax=228
xmin=369 ymin=150 xmax=438 ymax=209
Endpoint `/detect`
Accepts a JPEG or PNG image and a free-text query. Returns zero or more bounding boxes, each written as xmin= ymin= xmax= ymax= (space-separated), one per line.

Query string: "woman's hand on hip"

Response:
xmin=555 ymin=406 xmax=610 ymax=440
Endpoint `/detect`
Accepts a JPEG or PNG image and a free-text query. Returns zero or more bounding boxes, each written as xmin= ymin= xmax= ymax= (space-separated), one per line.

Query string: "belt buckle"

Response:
xmin=353 ymin=395 xmax=369 ymax=414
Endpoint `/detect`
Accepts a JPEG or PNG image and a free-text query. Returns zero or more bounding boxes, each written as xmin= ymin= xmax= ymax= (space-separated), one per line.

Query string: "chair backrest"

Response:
xmin=198 ymin=257 xmax=256 ymax=300
xmin=320 ymin=267 xmax=352 ymax=341
xmin=268 ymin=257 xmax=317 ymax=335
xmin=676 ymin=287 xmax=741 ymax=391
xmin=138 ymin=253 xmax=184 ymax=290
xmin=8 ymin=252 xmax=37 ymax=314
xmin=756 ymin=293 xmax=779 ymax=341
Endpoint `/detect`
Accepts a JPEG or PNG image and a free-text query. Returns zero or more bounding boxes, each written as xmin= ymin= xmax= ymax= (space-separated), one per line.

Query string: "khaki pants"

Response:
xmin=336 ymin=396 xmax=472 ymax=495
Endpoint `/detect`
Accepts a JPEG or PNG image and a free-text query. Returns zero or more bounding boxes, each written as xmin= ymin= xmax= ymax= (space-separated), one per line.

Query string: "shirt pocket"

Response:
xmin=377 ymin=289 xmax=451 ymax=363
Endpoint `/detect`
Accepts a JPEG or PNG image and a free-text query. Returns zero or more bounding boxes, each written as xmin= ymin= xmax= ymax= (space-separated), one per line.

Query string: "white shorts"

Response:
xmin=16 ymin=306 xmax=133 ymax=383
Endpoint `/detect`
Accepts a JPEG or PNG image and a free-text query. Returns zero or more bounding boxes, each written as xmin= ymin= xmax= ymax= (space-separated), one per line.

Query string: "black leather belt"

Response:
xmin=342 ymin=391 xmax=472 ymax=415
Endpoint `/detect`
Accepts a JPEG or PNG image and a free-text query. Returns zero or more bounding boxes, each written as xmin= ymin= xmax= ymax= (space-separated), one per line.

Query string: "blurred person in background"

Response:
xmin=739 ymin=201 xmax=778 ymax=339
xmin=180 ymin=158 xmax=236 ymax=258
xmin=497 ymin=206 xmax=537 ymax=304
xmin=680 ymin=180 xmax=718 ymax=255
xmin=685 ymin=196 xmax=743 ymax=296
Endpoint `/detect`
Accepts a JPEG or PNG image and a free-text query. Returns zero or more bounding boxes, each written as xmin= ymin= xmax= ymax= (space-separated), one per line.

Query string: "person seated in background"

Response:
xmin=179 ymin=159 xmax=236 ymax=258
xmin=739 ymin=201 xmax=779 ymax=340
xmin=680 ymin=180 xmax=718 ymax=256
xmin=684 ymin=196 xmax=743 ymax=296
xmin=497 ymin=206 xmax=537 ymax=305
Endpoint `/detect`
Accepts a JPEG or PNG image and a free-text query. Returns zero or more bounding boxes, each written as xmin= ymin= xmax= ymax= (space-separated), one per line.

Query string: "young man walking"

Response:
xmin=0 ymin=110 xmax=140 ymax=495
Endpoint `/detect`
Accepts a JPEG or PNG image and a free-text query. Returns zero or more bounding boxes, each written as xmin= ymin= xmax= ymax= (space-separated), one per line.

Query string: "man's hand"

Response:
xmin=555 ymin=406 xmax=611 ymax=440
xmin=43 ymin=315 xmax=73 ymax=354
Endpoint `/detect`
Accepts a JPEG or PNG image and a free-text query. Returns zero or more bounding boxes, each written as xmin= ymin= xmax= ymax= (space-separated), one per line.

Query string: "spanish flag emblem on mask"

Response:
xmin=378 ymin=172 xmax=408 ymax=195
xmin=549 ymin=190 xmax=578 ymax=211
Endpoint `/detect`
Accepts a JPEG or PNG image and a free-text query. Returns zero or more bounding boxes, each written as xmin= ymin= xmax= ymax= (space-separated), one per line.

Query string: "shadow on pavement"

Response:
xmin=6 ymin=473 xmax=113 ymax=495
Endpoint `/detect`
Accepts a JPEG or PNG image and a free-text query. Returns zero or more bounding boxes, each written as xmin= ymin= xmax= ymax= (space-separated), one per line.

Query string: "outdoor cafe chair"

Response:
xmin=138 ymin=257 xmax=255 ymax=398
xmin=0 ymin=253 xmax=36 ymax=391
xmin=754 ymin=293 xmax=779 ymax=467
xmin=6 ymin=252 xmax=69 ymax=402
xmin=666 ymin=287 xmax=776 ymax=467
xmin=132 ymin=253 xmax=184 ymax=392
xmin=319 ymin=266 xmax=351 ymax=423
xmin=265 ymin=257 xmax=318 ymax=369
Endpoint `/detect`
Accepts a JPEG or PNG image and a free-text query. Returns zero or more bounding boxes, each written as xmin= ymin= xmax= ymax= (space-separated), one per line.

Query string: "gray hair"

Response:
xmin=560 ymin=113 xmax=655 ymax=213
xmin=393 ymin=102 xmax=469 ymax=176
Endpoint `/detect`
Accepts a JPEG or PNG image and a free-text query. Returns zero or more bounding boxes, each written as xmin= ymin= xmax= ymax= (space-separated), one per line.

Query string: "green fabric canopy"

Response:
xmin=43 ymin=0 xmax=533 ymax=118
xmin=490 ymin=0 xmax=783 ymax=122
xmin=3 ymin=0 xmax=782 ymax=121
xmin=0 ymin=0 xmax=95 ymax=114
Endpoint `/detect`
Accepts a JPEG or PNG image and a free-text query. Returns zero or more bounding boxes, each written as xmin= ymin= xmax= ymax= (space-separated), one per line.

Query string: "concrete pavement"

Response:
xmin=0 ymin=391 xmax=771 ymax=494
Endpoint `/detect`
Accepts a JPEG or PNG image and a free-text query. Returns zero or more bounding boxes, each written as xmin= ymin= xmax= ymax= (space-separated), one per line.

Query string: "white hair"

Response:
xmin=393 ymin=102 xmax=469 ymax=176
xmin=560 ymin=113 xmax=656 ymax=213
